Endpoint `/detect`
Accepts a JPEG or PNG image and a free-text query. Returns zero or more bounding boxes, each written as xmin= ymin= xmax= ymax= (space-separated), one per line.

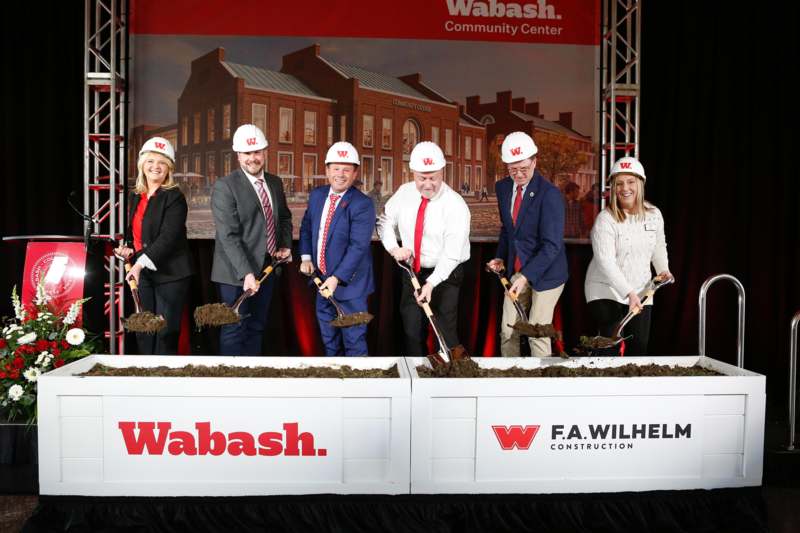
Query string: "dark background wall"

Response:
xmin=1 ymin=3 xmax=797 ymax=405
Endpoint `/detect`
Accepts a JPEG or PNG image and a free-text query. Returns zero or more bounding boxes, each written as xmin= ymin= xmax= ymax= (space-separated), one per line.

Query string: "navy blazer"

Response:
xmin=126 ymin=187 xmax=194 ymax=284
xmin=495 ymin=172 xmax=568 ymax=291
xmin=298 ymin=185 xmax=375 ymax=301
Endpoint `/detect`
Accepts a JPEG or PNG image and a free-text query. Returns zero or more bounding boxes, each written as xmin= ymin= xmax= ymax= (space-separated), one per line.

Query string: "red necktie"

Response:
xmin=512 ymin=185 xmax=523 ymax=272
xmin=319 ymin=194 xmax=340 ymax=275
xmin=413 ymin=196 xmax=429 ymax=273
xmin=255 ymin=179 xmax=277 ymax=254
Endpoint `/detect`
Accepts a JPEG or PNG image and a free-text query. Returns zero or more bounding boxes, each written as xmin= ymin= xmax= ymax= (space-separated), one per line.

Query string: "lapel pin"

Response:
xmin=529 ymin=192 xmax=535 ymax=197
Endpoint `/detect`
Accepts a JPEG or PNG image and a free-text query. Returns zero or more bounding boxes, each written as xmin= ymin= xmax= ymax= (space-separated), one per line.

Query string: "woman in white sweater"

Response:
xmin=584 ymin=157 xmax=673 ymax=355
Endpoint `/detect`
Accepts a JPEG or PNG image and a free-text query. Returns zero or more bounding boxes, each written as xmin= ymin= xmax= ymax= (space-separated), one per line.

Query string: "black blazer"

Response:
xmin=126 ymin=187 xmax=194 ymax=284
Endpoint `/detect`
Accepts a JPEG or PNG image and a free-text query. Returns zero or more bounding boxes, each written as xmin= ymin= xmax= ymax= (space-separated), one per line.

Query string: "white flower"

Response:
xmin=11 ymin=286 xmax=26 ymax=321
xmin=66 ymin=328 xmax=85 ymax=346
xmin=62 ymin=298 xmax=89 ymax=326
xmin=7 ymin=384 xmax=24 ymax=401
xmin=34 ymin=278 xmax=49 ymax=306
xmin=17 ymin=332 xmax=36 ymax=345
xmin=23 ymin=368 xmax=41 ymax=382
xmin=36 ymin=351 xmax=52 ymax=365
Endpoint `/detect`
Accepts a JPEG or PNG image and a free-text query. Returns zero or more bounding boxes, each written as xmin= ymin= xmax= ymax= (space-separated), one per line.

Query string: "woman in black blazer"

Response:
xmin=114 ymin=137 xmax=194 ymax=354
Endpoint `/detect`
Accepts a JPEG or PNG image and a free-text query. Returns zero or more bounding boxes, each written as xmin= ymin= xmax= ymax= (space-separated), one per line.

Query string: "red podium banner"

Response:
xmin=21 ymin=242 xmax=88 ymax=314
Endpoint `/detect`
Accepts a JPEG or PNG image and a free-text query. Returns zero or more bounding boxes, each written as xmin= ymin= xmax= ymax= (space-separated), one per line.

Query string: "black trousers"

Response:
xmin=587 ymin=299 xmax=653 ymax=356
xmin=135 ymin=273 xmax=192 ymax=355
xmin=399 ymin=263 xmax=463 ymax=357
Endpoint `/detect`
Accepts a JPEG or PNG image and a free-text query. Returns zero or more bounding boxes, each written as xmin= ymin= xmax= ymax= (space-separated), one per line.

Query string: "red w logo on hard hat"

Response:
xmin=154 ymin=142 xmax=165 ymax=150
xmin=422 ymin=157 xmax=434 ymax=166
xmin=620 ymin=162 xmax=632 ymax=169
xmin=510 ymin=147 xmax=522 ymax=156
xmin=337 ymin=150 xmax=348 ymax=157
xmin=492 ymin=425 xmax=540 ymax=450
xmin=246 ymin=137 xmax=257 ymax=146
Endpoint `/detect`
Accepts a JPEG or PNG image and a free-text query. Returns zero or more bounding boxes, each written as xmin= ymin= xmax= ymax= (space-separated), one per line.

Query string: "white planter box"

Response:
xmin=408 ymin=356 xmax=765 ymax=494
xmin=38 ymin=355 xmax=411 ymax=496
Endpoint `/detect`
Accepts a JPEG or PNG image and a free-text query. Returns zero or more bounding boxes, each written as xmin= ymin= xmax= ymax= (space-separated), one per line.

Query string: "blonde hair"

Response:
xmin=134 ymin=151 xmax=178 ymax=194
xmin=606 ymin=174 xmax=654 ymax=223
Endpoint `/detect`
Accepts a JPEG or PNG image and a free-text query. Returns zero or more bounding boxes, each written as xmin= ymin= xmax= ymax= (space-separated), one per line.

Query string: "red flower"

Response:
xmin=36 ymin=339 xmax=49 ymax=351
xmin=0 ymin=338 xmax=6 ymax=349
xmin=0 ymin=371 xmax=6 ymax=379
xmin=61 ymin=340 xmax=69 ymax=349
xmin=12 ymin=357 xmax=25 ymax=369
xmin=4 ymin=363 xmax=11 ymax=371
xmin=52 ymin=347 xmax=61 ymax=356
xmin=54 ymin=359 xmax=65 ymax=368
xmin=9 ymin=370 xmax=20 ymax=380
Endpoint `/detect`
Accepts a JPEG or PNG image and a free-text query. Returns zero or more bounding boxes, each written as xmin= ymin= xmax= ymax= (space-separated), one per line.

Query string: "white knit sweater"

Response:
xmin=584 ymin=206 xmax=669 ymax=305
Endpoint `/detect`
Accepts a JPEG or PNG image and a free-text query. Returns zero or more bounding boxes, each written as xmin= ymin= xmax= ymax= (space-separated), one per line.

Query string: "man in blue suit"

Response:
xmin=299 ymin=142 xmax=375 ymax=356
xmin=487 ymin=132 xmax=568 ymax=356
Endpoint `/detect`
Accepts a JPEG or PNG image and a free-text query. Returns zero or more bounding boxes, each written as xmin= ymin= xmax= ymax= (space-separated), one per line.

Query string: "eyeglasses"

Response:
xmin=507 ymin=164 xmax=533 ymax=176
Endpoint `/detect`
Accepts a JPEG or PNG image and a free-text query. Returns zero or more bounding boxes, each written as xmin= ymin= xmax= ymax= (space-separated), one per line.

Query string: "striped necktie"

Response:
xmin=255 ymin=178 xmax=277 ymax=254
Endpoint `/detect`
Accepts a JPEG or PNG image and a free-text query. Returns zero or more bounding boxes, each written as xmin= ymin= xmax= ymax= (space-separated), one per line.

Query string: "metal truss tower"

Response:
xmin=600 ymin=0 xmax=641 ymax=200
xmin=84 ymin=0 xmax=128 ymax=353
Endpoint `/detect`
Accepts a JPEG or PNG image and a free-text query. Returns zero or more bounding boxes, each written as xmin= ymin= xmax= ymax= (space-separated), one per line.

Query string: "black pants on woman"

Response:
xmin=587 ymin=299 xmax=653 ymax=356
xmin=135 ymin=273 xmax=191 ymax=355
xmin=399 ymin=264 xmax=464 ymax=357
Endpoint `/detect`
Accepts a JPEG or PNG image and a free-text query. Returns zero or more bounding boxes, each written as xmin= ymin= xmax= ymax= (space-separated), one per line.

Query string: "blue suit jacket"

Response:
xmin=299 ymin=185 xmax=376 ymax=301
xmin=495 ymin=172 xmax=568 ymax=291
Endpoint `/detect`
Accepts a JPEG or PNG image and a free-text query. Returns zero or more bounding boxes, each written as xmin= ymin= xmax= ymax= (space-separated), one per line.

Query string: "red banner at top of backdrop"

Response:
xmin=131 ymin=0 xmax=600 ymax=45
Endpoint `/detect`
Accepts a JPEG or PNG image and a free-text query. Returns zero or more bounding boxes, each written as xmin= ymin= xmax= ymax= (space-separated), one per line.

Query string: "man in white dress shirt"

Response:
xmin=381 ymin=141 xmax=471 ymax=356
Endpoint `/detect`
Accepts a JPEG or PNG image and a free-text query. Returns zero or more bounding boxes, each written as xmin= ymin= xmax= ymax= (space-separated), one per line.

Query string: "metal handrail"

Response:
xmin=698 ymin=274 xmax=746 ymax=368
xmin=788 ymin=310 xmax=800 ymax=450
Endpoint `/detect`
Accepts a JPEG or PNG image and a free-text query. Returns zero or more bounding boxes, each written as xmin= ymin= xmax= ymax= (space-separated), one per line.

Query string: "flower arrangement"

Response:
xmin=1 ymin=281 xmax=96 ymax=424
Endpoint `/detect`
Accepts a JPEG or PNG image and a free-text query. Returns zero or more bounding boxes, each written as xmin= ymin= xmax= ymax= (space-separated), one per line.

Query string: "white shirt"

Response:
xmin=301 ymin=190 xmax=345 ymax=266
xmin=244 ymin=169 xmax=275 ymax=223
xmin=381 ymin=182 xmax=471 ymax=287
xmin=585 ymin=206 xmax=669 ymax=305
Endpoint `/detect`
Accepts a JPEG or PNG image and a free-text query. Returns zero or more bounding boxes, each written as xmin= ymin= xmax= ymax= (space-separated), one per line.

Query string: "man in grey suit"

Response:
xmin=211 ymin=124 xmax=292 ymax=355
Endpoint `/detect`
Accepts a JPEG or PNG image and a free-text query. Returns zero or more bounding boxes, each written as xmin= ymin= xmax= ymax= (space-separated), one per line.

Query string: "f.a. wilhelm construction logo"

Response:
xmin=492 ymin=422 xmax=693 ymax=452
xmin=118 ymin=421 xmax=327 ymax=457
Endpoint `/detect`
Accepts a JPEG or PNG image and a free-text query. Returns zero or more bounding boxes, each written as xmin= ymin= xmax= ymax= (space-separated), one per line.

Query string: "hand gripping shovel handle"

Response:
xmin=488 ymin=267 xmax=528 ymax=323
xmin=311 ymin=276 xmax=347 ymax=317
xmin=123 ymin=263 xmax=143 ymax=313
xmin=231 ymin=256 xmax=290 ymax=313
xmin=611 ymin=275 xmax=676 ymax=339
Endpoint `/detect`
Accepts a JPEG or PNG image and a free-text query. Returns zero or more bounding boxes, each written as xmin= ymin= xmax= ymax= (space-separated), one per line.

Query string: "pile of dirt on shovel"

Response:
xmin=417 ymin=358 xmax=722 ymax=378
xmin=80 ymin=363 xmax=399 ymax=378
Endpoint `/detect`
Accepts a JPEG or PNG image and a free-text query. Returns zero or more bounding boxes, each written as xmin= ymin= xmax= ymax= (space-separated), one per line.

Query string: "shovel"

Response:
xmin=487 ymin=266 xmax=558 ymax=339
xmin=395 ymin=257 xmax=468 ymax=367
xmin=194 ymin=256 xmax=290 ymax=328
xmin=582 ymin=274 xmax=675 ymax=351
xmin=121 ymin=263 xmax=166 ymax=334
xmin=306 ymin=272 xmax=374 ymax=328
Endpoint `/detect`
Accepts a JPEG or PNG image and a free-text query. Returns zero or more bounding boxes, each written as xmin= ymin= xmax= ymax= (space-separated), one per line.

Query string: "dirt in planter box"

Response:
xmin=80 ymin=363 xmax=399 ymax=378
xmin=417 ymin=358 xmax=722 ymax=378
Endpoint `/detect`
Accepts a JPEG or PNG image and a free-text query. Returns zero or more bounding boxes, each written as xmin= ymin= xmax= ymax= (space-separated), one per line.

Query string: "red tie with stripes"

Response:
xmin=413 ymin=196 xmax=429 ymax=273
xmin=255 ymin=178 xmax=277 ymax=255
xmin=319 ymin=194 xmax=340 ymax=275
xmin=512 ymin=185 xmax=523 ymax=273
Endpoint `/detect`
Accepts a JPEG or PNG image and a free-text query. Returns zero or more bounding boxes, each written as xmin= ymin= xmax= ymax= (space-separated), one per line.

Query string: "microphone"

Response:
xmin=67 ymin=191 xmax=96 ymax=253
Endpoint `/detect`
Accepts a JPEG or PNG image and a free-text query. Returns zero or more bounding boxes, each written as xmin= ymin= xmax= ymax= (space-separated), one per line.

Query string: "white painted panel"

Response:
xmin=60 ymin=396 xmax=102 ymax=417
xmin=702 ymin=454 xmax=743 ymax=478
xmin=703 ymin=415 xmax=744 ymax=453
xmin=61 ymin=417 xmax=102 ymax=458
xmin=343 ymin=419 xmax=390 ymax=459
xmin=703 ymin=395 xmax=745 ymax=415
xmin=432 ymin=397 xmax=476 ymax=419
xmin=343 ymin=459 xmax=388 ymax=483
xmin=343 ymin=398 xmax=390 ymax=419
xmin=431 ymin=459 xmax=474 ymax=482
xmin=431 ymin=419 xmax=475 ymax=459
xmin=62 ymin=459 xmax=103 ymax=482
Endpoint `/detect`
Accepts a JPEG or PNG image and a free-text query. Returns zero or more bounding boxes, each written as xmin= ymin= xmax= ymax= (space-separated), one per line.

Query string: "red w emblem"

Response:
xmin=620 ymin=162 xmax=632 ymax=169
xmin=246 ymin=137 xmax=257 ymax=146
xmin=492 ymin=425 xmax=540 ymax=450
xmin=337 ymin=150 xmax=348 ymax=157
xmin=422 ymin=157 xmax=434 ymax=166
xmin=154 ymin=142 xmax=166 ymax=150
xmin=510 ymin=146 xmax=522 ymax=156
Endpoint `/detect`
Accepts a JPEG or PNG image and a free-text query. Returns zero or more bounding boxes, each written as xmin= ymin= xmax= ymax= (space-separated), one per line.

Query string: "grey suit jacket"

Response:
xmin=210 ymin=168 xmax=293 ymax=285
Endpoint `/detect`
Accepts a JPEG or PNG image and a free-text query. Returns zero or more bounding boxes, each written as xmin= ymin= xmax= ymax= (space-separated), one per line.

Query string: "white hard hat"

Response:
xmin=139 ymin=137 xmax=175 ymax=163
xmin=608 ymin=156 xmax=646 ymax=183
xmin=501 ymin=131 xmax=538 ymax=163
xmin=232 ymin=124 xmax=268 ymax=152
xmin=325 ymin=142 xmax=360 ymax=165
xmin=409 ymin=141 xmax=446 ymax=172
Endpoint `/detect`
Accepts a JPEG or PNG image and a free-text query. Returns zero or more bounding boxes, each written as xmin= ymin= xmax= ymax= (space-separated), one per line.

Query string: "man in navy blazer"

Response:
xmin=487 ymin=132 xmax=568 ymax=356
xmin=299 ymin=142 xmax=375 ymax=356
